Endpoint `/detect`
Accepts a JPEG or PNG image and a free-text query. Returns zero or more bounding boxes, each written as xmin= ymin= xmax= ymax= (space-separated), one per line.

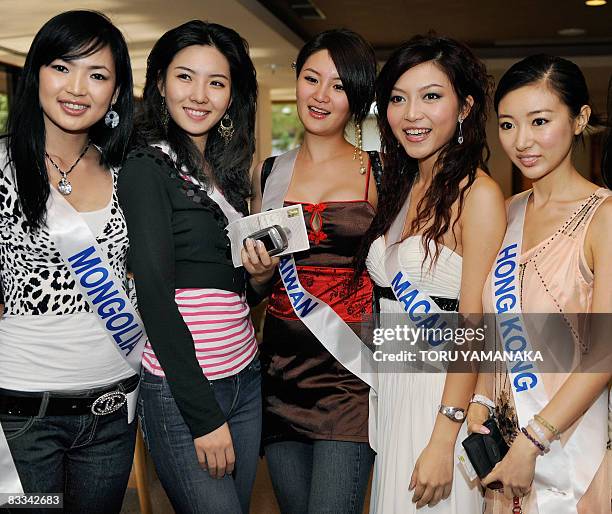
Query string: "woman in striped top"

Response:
xmin=118 ymin=21 xmax=269 ymax=514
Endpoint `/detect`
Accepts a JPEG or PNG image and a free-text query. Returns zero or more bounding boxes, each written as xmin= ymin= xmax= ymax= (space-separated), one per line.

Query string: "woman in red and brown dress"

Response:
xmin=244 ymin=29 xmax=379 ymax=514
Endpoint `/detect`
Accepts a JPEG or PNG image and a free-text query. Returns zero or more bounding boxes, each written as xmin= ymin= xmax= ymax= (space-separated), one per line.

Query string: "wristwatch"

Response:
xmin=438 ymin=404 xmax=465 ymax=423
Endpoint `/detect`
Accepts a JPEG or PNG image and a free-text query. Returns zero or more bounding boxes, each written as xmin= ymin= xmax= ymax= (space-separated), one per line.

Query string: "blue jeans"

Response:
xmin=139 ymin=357 xmax=262 ymax=514
xmin=0 ymin=378 xmax=138 ymax=514
xmin=265 ymin=439 xmax=374 ymax=514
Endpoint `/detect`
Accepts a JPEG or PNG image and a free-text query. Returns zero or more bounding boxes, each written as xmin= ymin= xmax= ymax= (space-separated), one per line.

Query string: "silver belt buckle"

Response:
xmin=91 ymin=390 xmax=127 ymax=416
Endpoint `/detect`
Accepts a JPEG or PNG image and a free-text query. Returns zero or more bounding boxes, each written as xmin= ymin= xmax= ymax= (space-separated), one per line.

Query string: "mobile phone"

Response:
xmin=244 ymin=225 xmax=289 ymax=256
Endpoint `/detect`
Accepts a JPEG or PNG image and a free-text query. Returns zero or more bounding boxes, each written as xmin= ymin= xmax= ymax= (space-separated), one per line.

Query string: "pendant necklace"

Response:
xmin=45 ymin=140 xmax=91 ymax=196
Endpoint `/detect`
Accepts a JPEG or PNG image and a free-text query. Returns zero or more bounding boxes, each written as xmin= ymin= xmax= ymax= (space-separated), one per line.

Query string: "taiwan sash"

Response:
xmin=261 ymin=148 xmax=379 ymax=450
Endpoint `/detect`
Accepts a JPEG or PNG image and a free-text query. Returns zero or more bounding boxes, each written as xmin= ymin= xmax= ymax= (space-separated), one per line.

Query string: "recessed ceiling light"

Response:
xmin=558 ymin=28 xmax=586 ymax=36
xmin=585 ymin=0 xmax=606 ymax=6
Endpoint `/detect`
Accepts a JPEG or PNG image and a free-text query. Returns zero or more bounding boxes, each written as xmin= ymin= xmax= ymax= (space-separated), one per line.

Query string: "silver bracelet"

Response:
xmin=469 ymin=394 xmax=495 ymax=417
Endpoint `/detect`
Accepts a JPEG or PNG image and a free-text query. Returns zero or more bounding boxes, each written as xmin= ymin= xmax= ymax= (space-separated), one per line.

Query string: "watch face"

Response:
xmin=454 ymin=410 xmax=465 ymax=420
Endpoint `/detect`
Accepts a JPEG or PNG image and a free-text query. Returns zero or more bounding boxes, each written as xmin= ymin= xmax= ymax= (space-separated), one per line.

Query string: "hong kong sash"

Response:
xmin=491 ymin=191 xmax=606 ymax=512
xmin=261 ymin=148 xmax=379 ymax=450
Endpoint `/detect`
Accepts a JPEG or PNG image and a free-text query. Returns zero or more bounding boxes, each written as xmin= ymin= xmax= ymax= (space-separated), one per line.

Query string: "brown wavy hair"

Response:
xmin=354 ymin=35 xmax=492 ymax=276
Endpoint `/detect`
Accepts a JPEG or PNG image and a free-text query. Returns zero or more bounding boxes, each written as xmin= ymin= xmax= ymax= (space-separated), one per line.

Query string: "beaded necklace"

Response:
xmin=519 ymin=191 xmax=600 ymax=348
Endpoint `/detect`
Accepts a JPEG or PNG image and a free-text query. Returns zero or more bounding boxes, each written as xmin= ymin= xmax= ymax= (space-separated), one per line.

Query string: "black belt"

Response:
xmin=0 ymin=374 xmax=139 ymax=417
xmin=373 ymin=285 xmax=458 ymax=312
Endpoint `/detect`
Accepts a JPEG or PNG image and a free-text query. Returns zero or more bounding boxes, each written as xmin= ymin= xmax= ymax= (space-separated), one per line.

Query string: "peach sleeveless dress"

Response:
xmin=482 ymin=187 xmax=611 ymax=514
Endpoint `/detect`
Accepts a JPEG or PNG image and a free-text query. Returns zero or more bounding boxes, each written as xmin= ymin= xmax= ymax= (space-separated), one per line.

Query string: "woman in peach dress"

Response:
xmin=468 ymin=55 xmax=611 ymax=513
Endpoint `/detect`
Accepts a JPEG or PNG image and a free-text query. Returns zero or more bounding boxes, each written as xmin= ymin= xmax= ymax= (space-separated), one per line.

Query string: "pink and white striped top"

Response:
xmin=142 ymin=288 xmax=258 ymax=380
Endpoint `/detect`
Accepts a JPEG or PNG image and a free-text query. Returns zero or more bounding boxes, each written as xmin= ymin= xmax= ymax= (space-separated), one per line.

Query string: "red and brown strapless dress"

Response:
xmin=260 ymin=171 xmax=375 ymax=446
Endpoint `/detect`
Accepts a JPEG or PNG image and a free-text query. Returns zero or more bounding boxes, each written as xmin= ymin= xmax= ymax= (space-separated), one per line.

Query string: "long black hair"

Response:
xmin=295 ymin=29 xmax=377 ymax=125
xmin=136 ymin=20 xmax=257 ymax=214
xmin=6 ymin=10 xmax=134 ymax=230
xmin=495 ymin=54 xmax=609 ymax=188
xmin=355 ymin=35 xmax=492 ymax=275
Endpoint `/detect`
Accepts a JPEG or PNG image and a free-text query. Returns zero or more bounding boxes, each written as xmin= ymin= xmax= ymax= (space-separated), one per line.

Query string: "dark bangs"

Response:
xmin=7 ymin=10 xmax=133 ymax=230
xmin=295 ymin=29 xmax=376 ymax=124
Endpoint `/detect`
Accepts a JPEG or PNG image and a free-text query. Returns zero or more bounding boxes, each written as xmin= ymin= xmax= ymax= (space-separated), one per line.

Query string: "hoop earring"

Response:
xmin=218 ymin=113 xmax=234 ymax=145
xmin=353 ymin=122 xmax=366 ymax=174
xmin=457 ymin=117 xmax=464 ymax=145
xmin=104 ymin=104 xmax=120 ymax=129
xmin=161 ymin=97 xmax=170 ymax=132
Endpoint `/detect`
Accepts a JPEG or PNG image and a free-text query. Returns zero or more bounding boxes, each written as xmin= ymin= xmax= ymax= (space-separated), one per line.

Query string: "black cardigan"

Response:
xmin=117 ymin=146 xmax=248 ymax=438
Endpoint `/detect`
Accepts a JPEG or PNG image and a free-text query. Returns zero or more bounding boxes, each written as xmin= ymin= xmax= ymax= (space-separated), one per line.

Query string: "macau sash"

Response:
xmin=383 ymin=193 xmax=449 ymax=333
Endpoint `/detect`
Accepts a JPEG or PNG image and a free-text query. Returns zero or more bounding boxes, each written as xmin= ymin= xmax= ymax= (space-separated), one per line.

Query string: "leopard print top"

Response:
xmin=0 ymin=141 xmax=130 ymax=316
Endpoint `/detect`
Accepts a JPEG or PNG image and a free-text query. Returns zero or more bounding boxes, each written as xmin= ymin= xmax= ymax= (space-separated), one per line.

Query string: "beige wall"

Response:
xmin=255 ymin=86 xmax=272 ymax=165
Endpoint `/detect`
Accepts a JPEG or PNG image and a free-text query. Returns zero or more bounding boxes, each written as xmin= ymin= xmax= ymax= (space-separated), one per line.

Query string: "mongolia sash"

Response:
xmin=45 ymin=185 xmax=146 ymax=423
xmin=0 ymin=183 xmax=148 ymax=494
xmin=0 ymin=426 xmax=22 ymax=494
xmin=491 ymin=191 xmax=606 ymax=512
xmin=261 ymin=148 xmax=379 ymax=449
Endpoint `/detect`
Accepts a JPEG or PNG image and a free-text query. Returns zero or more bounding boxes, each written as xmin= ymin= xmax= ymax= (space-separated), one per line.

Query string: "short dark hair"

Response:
xmin=136 ymin=20 xmax=257 ymax=215
xmin=295 ymin=29 xmax=376 ymax=124
xmin=7 ymin=10 xmax=134 ymax=230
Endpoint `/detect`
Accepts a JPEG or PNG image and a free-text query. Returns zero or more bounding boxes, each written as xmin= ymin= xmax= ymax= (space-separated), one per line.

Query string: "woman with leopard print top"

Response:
xmin=0 ymin=11 xmax=137 ymax=513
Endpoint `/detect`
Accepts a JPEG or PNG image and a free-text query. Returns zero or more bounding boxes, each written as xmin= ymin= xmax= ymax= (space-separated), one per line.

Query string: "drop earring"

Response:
xmin=104 ymin=104 xmax=119 ymax=129
xmin=161 ymin=97 xmax=169 ymax=131
xmin=218 ymin=113 xmax=235 ymax=145
xmin=353 ymin=122 xmax=366 ymax=174
xmin=457 ymin=117 xmax=464 ymax=145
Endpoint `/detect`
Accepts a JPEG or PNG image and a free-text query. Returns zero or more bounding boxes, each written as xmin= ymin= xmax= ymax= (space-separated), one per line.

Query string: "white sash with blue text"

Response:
xmin=46 ymin=185 xmax=146 ymax=420
xmin=0 ymin=183 xmax=147 ymax=495
xmin=491 ymin=191 xmax=605 ymax=512
xmin=0 ymin=424 xmax=22 ymax=494
xmin=383 ymin=194 xmax=453 ymax=342
xmin=261 ymin=148 xmax=379 ymax=450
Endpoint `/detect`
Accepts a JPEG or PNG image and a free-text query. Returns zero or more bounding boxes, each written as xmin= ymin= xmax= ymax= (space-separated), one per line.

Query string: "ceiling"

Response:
xmin=257 ymin=0 xmax=612 ymax=107
xmin=257 ymin=0 xmax=612 ymax=57
xmin=0 ymin=0 xmax=300 ymax=91
xmin=0 ymin=0 xmax=610 ymax=106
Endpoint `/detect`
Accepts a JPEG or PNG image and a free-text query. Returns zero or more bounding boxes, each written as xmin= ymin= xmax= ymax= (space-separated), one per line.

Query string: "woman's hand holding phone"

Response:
xmin=242 ymin=238 xmax=279 ymax=287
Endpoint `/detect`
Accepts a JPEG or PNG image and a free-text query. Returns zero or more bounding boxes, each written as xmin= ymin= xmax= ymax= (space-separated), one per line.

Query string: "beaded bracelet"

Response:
xmin=528 ymin=419 xmax=551 ymax=451
xmin=521 ymin=427 xmax=546 ymax=454
xmin=534 ymin=414 xmax=560 ymax=439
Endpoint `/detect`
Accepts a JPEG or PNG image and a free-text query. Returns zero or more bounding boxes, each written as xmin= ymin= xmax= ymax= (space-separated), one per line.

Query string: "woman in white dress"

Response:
xmin=354 ymin=35 xmax=507 ymax=513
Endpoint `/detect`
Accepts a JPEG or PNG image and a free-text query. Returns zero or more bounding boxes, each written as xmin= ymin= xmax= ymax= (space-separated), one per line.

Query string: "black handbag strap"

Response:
xmin=260 ymin=156 xmax=277 ymax=193
xmin=366 ymin=150 xmax=383 ymax=190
